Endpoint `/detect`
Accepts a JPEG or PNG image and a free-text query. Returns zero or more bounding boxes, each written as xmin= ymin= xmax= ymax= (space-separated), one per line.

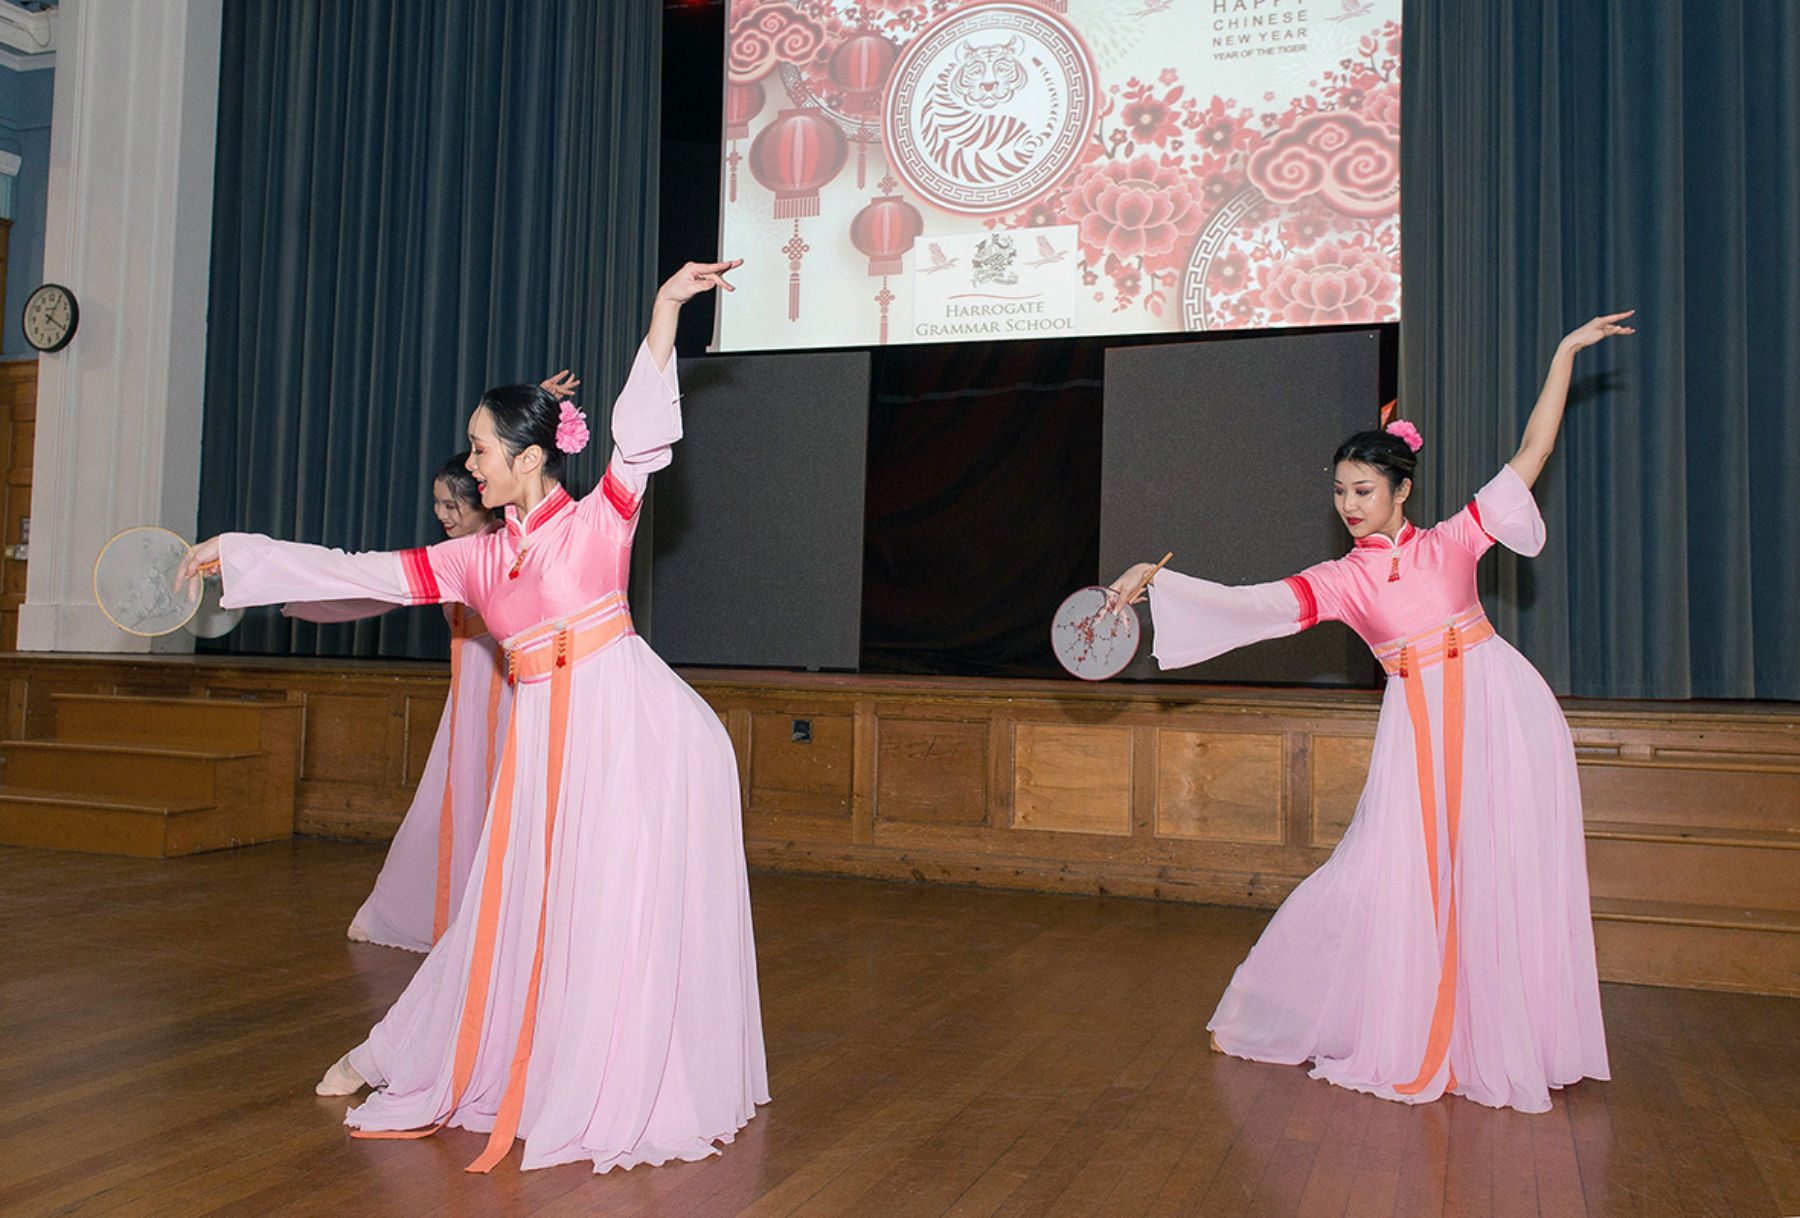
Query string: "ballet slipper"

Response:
xmin=345 ymin=922 xmax=370 ymax=943
xmin=1210 ymin=1032 xmax=1224 ymax=1054
xmin=315 ymin=1053 xmax=367 ymax=1096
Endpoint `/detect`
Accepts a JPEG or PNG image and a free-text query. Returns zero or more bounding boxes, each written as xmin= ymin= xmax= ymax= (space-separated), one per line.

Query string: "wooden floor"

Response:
xmin=1 ymin=844 xmax=1796 ymax=1218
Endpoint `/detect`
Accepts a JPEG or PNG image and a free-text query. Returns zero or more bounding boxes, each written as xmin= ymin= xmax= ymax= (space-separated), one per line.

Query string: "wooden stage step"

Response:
xmin=2 ymin=739 xmax=263 ymax=800
xmin=50 ymin=691 xmax=282 ymax=750
xmin=0 ymin=787 xmax=230 ymax=858
xmin=0 ymin=693 xmax=301 ymax=859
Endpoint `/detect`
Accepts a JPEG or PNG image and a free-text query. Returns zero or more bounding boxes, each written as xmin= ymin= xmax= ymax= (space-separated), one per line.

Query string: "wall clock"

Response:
xmin=23 ymin=282 xmax=78 ymax=353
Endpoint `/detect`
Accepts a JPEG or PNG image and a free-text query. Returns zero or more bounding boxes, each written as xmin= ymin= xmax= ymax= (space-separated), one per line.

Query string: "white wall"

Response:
xmin=18 ymin=0 xmax=222 ymax=652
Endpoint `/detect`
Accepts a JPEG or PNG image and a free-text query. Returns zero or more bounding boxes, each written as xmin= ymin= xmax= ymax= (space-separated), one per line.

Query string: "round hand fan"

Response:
xmin=1051 ymin=586 xmax=1140 ymax=680
xmin=92 ymin=526 xmax=213 ymax=637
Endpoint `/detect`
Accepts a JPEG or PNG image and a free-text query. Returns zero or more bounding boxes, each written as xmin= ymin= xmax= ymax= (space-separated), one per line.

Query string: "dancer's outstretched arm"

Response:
xmin=646 ymin=259 xmax=741 ymax=371
xmin=1509 ymin=310 xmax=1635 ymax=489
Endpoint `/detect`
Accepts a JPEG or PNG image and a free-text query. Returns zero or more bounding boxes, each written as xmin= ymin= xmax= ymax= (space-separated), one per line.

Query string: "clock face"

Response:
xmin=23 ymin=283 xmax=79 ymax=353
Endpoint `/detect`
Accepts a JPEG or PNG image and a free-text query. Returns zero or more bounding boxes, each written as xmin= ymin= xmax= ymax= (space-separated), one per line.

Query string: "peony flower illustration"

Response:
xmin=1361 ymin=82 xmax=1402 ymax=133
xmin=1121 ymin=98 xmax=1181 ymax=146
xmin=1192 ymin=96 xmax=1259 ymax=158
xmin=1207 ymin=249 xmax=1250 ymax=294
xmin=1255 ymin=237 xmax=1398 ymax=326
xmin=1064 ymin=154 xmax=1204 ymax=266
xmin=1278 ymin=205 xmax=1333 ymax=249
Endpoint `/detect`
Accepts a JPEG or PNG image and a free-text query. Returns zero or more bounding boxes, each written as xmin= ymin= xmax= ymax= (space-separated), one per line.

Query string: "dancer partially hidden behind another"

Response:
xmin=185 ymin=261 xmax=767 ymax=1172
xmin=288 ymin=453 xmax=510 ymax=951
xmin=1109 ymin=311 xmax=1633 ymax=1113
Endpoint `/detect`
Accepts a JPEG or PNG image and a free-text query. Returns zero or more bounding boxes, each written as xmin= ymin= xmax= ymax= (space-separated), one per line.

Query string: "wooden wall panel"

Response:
xmin=1310 ymin=734 xmax=1374 ymax=846
xmin=402 ymin=695 xmax=445 ymax=787
xmin=876 ymin=717 xmax=986 ymax=826
xmin=1579 ymin=761 xmax=1800 ymax=834
xmin=0 ymin=359 xmax=36 ymax=652
xmin=1154 ymin=730 xmax=1283 ymax=843
xmin=301 ymin=695 xmax=395 ymax=784
xmin=1012 ymin=724 xmax=1132 ymax=836
xmin=749 ymin=710 xmax=853 ymax=817
xmin=0 ymin=656 xmax=1795 ymax=994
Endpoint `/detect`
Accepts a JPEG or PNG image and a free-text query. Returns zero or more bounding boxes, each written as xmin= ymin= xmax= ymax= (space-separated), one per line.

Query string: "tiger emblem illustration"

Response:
xmin=885 ymin=4 xmax=1097 ymax=214
xmin=919 ymin=38 xmax=1046 ymax=186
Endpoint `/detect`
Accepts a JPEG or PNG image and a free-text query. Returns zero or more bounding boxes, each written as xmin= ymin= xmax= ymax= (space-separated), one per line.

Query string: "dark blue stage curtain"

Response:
xmin=199 ymin=1 xmax=660 ymax=657
xmin=1400 ymin=1 xmax=1800 ymax=699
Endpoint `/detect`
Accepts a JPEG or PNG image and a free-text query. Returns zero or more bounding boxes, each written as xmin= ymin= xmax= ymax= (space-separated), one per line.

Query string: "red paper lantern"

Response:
xmin=748 ymin=108 xmax=848 ymax=219
xmin=724 ymin=81 xmax=767 ymax=204
xmin=725 ymin=80 xmax=765 ymax=140
xmin=829 ymin=32 xmax=897 ymax=96
xmin=849 ymin=195 xmax=924 ymax=276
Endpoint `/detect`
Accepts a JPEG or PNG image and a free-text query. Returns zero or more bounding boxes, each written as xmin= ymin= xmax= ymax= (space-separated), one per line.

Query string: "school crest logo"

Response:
xmin=884 ymin=4 xmax=1098 ymax=215
xmin=970 ymin=233 xmax=1019 ymax=286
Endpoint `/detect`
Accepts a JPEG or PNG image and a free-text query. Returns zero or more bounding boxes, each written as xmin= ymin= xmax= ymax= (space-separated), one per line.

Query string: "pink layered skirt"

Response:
xmin=344 ymin=631 xmax=768 ymax=1171
xmin=1208 ymin=634 xmax=1609 ymax=1112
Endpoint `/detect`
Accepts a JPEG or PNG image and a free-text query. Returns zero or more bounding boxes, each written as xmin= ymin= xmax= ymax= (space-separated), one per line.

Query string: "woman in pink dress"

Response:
xmin=327 ymin=455 xmax=510 ymax=951
xmin=187 ymin=262 xmax=768 ymax=1172
xmin=1109 ymin=312 xmax=1633 ymax=1113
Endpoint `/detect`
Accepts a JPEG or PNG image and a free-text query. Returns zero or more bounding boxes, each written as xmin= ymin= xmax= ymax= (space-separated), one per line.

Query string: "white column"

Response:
xmin=18 ymin=0 xmax=221 ymax=652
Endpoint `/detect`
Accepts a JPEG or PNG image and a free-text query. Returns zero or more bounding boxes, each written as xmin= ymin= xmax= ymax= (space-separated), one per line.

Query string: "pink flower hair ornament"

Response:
xmin=1385 ymin=419 xmax=1423 ymax=453
xmin=554 ymin=401 xmax=590 ymax=455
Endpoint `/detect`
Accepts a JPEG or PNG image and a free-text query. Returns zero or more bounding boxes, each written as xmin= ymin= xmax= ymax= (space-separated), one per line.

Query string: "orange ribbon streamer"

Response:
xmin=1377 ymin=612 xmax=1485 ymax=1097
xmin=352 ymin=595 xmax=632 ymax=1170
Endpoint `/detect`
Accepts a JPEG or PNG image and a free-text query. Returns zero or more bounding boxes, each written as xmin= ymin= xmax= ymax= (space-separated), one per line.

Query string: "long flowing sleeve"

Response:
xmin=280 ymin=598 xmax=397 ymax=624
xmin=1437 ymin=464 xmax=1548 ymax=557
xmin=218 ymin=532 xmax=480 ymax=612
xmin=1148 ymin=565 xmax=1339 ymax=670
xmin=583 ymin=339 xmax=683 ymax=525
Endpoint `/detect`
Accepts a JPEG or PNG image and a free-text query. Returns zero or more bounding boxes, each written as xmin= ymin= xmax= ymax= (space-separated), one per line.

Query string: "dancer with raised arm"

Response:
xmin=186 ymin=262 xmax=767 ymax=1172
xmin=1109 ymin=312 xmax=1633 ymax=1113
xmin=294 ymin=372 xmax=577 ymax=950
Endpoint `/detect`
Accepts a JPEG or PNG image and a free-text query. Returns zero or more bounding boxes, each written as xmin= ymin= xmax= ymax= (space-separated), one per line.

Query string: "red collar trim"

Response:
xmin=1352 ymin=519 xmax=1415 ymax=551
xmin=505 ymin=484 xmax=575 ymax=540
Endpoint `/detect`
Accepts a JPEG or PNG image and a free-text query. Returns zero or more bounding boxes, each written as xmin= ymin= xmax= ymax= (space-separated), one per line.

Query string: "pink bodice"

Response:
xmin=219 ymin=342 xmax=682 ymax=642
xmin=1150 ymin=465 xmax=1547 ymax=669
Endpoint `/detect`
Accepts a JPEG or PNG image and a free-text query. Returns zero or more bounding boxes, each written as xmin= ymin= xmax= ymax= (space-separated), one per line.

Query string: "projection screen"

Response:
xmin=715 ymin=0 xmax=1401 ymax=352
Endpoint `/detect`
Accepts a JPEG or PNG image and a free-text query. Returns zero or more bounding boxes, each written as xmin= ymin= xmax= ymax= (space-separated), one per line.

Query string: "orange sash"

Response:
xmin=354 ymin=593 xmax=634 ymax=1172
xmin=1372 ymin=606 xmax=1492 ymax=1096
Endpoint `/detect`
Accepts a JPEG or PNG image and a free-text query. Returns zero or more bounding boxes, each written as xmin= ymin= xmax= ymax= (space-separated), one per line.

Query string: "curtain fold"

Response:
xmin=200 ymin=1 xmax=661 ymax=657
xmin=1399 ymin=0 xmax=1799 ymax=699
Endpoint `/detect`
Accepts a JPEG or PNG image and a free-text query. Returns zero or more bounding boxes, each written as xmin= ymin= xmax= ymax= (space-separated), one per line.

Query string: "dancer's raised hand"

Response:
xmin=649 ymin=260 xmax=743 ymax=368
xmin=657 ymin=260 xmax=742 ymax=305
xmin=1511 ymin=310 xmax=1637 ymax=488
xmin=540 ymin=370 xmax=581 ymax=401
xmin=1558 ymin=310 xmax=1635 ymax=355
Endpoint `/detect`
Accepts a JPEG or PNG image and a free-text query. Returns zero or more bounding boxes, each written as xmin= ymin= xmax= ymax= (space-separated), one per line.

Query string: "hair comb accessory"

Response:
xmin=554 ymin=401 xmax=590 ymax=455
xmin=1385 ymin=420 xmax=1423 ymax=452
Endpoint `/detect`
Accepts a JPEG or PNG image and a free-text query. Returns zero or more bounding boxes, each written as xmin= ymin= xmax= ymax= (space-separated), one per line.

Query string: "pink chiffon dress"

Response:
xmin=1148 ymin=465 xmax=1609 ymax=1113
xmin=218 ymin=343 xmax=769 ymax=1172
xmin=285 ymin=535 xmax=511 ymax=950
xmin=355 ymin=605 xmax=508 ymax=950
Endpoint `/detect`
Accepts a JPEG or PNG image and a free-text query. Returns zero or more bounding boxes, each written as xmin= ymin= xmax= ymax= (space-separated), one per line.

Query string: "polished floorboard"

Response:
xmin=1 ymin=840 xmax=1796 ymax=1217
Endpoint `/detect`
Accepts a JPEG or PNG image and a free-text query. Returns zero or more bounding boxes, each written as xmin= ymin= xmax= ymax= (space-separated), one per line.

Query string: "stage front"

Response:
xmin=0 ymin=653 xmax=1794 ymax=998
